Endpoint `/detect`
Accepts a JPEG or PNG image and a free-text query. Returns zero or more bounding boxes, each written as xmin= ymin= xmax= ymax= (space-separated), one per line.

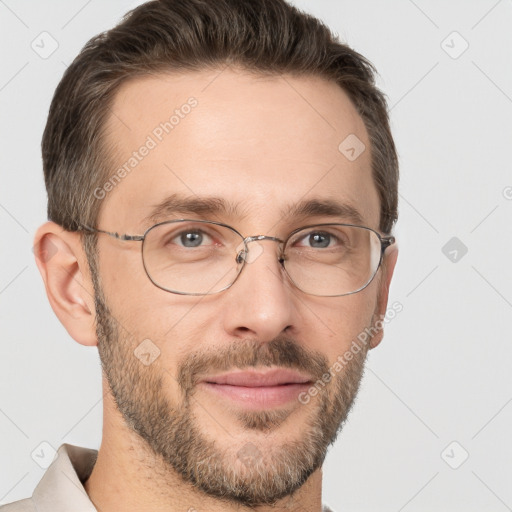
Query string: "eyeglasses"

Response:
xmin=79 ymin=219 xmax=395 ymax=297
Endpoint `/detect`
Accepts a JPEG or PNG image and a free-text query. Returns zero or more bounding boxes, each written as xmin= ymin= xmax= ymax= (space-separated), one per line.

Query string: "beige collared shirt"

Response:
xmin=1 ymin=444 xmax=335 ymax=512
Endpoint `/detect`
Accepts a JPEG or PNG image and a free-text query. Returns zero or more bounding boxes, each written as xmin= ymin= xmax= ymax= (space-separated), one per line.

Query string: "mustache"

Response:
xmin=177 ymin=336 xmax=330 ymax=396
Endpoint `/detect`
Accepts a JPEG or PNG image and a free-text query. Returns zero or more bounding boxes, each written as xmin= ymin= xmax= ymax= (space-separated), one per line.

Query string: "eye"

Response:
xmin=173 ymin=230 xmax=214 ymax=248
xmin=306 ymin=232 xmax=332 ymax=248
xmin=295 ymin=230 xmax=345 ymax=249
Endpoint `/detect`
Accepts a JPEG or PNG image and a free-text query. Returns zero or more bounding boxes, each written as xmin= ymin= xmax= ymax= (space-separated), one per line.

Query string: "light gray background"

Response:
xmin=1 ymin=1 xmax=511 ymax=510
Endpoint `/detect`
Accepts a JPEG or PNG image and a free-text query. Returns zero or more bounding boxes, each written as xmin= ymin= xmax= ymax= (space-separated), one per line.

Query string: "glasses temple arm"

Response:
xmin=78 ymin=224 xmax=144 ymax=241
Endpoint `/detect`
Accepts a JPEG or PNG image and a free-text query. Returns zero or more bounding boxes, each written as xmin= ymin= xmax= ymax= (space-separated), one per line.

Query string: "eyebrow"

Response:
xmin=141 ymin=194 xmax=365 ymax=228
xmin=141 ymin=194 xmax=247 ymax=226
xmin=284 ymin=198 xmax=365 ymax=225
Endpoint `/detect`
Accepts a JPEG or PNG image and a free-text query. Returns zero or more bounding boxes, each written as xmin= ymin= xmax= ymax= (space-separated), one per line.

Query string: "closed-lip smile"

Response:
xmin=199 ymin=368 xmax=314 ymax=409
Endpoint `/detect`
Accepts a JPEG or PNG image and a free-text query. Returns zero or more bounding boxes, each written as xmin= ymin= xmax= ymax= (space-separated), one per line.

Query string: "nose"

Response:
xmin=221 ymin=238 xmax=298 ymax=341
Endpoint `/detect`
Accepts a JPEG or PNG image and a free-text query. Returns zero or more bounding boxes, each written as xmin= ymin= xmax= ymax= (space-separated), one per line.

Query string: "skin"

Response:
xmin=34 ymin=67 xmax=398 ymax=512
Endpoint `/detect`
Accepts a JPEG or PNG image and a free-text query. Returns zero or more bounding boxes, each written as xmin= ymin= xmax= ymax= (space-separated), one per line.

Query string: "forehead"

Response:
xmin=99 ymin=68 xmax=380 ymax=232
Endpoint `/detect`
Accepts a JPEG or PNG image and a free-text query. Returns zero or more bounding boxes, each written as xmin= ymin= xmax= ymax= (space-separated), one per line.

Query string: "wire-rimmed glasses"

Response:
xmin=79 ymin=219 xmax=395 ymax=297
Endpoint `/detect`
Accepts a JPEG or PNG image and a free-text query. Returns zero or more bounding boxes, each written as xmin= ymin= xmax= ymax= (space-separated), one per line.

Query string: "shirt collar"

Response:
xmin=31 ymin=443 xmax=98 ymax=512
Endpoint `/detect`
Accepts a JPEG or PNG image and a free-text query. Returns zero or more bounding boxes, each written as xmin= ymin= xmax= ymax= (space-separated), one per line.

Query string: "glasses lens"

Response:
xmin=283 ymin=224 xmax=382 ymax=296
xmin=142 ymin=221 xmax=243 ymax=294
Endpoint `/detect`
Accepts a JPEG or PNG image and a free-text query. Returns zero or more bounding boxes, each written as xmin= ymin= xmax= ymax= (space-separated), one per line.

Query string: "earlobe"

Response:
xmin=33 ymin=221 xmax=98 ymax=347
xmin=369 ymin=244 xmax=399 ymax=349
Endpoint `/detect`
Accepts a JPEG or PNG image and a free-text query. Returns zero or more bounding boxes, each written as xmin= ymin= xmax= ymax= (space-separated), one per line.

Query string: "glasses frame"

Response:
xmin=79 ymin=219 xmax=396 ymax=297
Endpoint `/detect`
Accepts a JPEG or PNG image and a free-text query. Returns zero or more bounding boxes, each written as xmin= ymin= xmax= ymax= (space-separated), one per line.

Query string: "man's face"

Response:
xmin=91 ymin=68 xmax=389 ymax=505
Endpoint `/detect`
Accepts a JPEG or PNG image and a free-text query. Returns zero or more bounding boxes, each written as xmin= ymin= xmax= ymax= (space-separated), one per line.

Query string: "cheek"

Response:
xmin=99 ymin=243 xmax=172 ymax=327
xmin=99 ymin=241 xmax=219 ymax=349
xmin=306 ymin=292 xmax=376 ymax=357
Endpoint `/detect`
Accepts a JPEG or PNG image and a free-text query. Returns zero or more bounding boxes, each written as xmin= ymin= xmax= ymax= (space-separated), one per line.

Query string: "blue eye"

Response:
xmin=307 ymin=232 xmax=332 ymax=248
xmin=296 ymin=231 xmax=342 ymax=249
xmin=170 ymin=229 xmax=215 ymax=248
xmin=179 ymin=231 xmax=204 ymax=247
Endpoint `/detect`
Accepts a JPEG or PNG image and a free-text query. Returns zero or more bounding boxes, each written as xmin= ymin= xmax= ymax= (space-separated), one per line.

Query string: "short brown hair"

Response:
xmin=42 ymin=0 xmax=398 ymax=241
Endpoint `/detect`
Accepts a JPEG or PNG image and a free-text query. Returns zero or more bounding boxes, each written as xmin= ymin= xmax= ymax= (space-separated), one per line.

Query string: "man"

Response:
xmin=2 ymin=0 xmax=398 ymax=510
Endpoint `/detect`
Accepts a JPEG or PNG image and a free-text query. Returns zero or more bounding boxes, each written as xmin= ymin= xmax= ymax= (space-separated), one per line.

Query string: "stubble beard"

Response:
xmin=91 ymin=270 xmax=369 ymax=506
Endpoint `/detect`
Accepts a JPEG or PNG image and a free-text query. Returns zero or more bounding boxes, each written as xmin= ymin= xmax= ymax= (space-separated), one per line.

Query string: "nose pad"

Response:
xmin=236 ymin=249 xmax=246 ymax=265
xmin=235 ymin=239 xmax=267 ymax=265
xmin=234 ymin=236 xmax=285 ymax=274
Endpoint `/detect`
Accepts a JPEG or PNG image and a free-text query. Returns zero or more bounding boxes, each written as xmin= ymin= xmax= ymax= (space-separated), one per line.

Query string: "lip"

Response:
xmin=201 ymin=368 xmax=314 ymax=387
xmin=198 ymin=368 xmax=314 ymax=409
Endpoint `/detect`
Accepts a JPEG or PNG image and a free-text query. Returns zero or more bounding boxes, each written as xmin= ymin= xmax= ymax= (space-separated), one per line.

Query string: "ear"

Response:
xmin=369 ymin=243 xmax=399 ymax=349
xmin=33 ymin=221 xmax=97 ymax=346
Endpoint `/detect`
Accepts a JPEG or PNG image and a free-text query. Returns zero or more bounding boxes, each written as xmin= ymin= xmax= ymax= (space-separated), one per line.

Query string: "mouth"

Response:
xmin=198 ymin=368 xmax=314 ymax=409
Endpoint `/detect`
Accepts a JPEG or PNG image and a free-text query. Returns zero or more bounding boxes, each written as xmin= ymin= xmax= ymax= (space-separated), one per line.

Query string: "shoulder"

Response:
xmin=0 ymin=498 xmax=37 ymax=512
